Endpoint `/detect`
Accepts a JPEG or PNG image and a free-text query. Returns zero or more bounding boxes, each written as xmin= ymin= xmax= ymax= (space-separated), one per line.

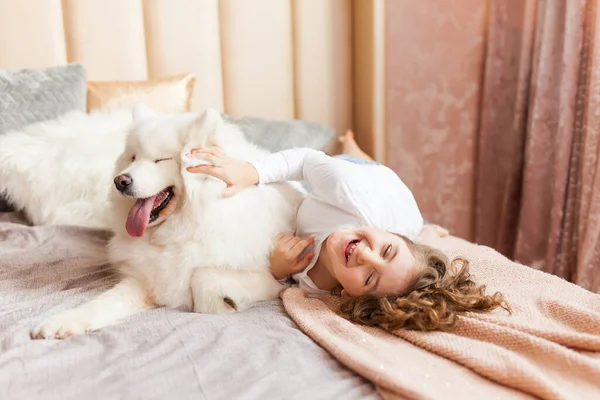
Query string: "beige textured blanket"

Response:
xmin=282 ymin=235 xmax=600 ymax=400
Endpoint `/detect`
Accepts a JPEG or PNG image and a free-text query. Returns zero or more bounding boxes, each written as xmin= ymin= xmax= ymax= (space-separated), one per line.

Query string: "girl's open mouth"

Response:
xmin=344 ymin=239 xmax=360 ymax=263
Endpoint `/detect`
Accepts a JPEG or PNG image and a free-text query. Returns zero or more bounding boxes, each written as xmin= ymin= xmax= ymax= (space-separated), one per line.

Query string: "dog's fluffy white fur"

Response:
xmin=27 ymin=105 xmax=305 ymax=339
xmin=0 ymin=109 xmax=133 ymax=228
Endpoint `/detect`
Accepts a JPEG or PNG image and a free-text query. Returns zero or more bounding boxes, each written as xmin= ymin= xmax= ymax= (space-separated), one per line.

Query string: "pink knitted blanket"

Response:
xmin=282 ymin=235 xmax=600 ymax=400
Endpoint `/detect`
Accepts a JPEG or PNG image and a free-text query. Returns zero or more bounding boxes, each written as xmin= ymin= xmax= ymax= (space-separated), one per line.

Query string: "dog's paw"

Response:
xmin=31 ymin=309 xmax=96 ymax=340
xmin=190 ymin=268 xmax=280 ymax=315
xmin=223 ymin=297 xmax=238 ymax=312
xmin=193 ymin=295 xmax=239 ymax=314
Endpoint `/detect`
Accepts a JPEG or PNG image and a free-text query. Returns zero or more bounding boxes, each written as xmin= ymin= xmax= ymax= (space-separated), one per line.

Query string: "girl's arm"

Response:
xmin=186 ymin=147 xmax=350 ymax=201
xmin=249 ymin=148 xmax=330 ymax=185
xmin=187 ymin=146 xmax=424 ymax=239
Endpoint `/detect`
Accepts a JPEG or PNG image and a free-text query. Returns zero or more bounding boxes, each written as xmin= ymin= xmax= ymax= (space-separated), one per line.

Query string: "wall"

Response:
xmin=385 ymin=0 xmax=489 ymax=240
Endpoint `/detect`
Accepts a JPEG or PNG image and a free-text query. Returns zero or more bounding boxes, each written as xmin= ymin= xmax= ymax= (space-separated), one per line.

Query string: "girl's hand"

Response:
xmin=270 ymin=233 xmax=315 ymax=281
xmin=186 ymin=147 xmax=259 ymax=197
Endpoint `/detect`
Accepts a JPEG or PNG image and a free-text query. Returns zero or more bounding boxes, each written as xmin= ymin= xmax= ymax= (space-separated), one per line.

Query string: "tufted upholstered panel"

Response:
xmin=0 ymin=0 xmax=387 ymax=149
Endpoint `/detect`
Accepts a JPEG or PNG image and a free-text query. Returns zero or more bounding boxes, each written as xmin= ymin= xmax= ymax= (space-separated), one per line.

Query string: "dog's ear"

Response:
xmin=132 ymin=103 xmax=155 ymax=120
xmin=192 ymin=107 xmax=223 ymax=134
xmin=187 ymin=107 xmax=223 ymax=145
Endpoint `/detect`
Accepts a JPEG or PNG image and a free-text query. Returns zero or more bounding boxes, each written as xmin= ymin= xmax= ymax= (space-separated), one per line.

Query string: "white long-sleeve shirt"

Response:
xmin=249 ymin=148 xmax=423 ymax=294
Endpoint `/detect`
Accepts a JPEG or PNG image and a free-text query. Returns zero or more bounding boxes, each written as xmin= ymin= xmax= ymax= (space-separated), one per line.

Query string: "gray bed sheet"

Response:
xmin=0 ymin=213 xmax=378 ymax=400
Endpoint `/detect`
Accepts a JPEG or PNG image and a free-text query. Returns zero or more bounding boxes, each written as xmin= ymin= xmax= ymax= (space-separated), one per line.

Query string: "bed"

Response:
xmin=4 ymin=210 xmax=599 ymax=400
xmin=0 ymin=212 xmax=378 ymax=399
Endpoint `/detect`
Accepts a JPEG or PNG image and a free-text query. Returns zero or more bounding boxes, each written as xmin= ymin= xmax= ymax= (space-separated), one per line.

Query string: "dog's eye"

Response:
xmin=155 ymin=157 xmax=172 ymax=163
xmin=131 ymin=155 xmax=136 ymax=162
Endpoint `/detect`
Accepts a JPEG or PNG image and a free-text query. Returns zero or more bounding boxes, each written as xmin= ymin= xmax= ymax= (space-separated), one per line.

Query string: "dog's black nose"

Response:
xmin=114 ymin=174 xmax=133 ymax=192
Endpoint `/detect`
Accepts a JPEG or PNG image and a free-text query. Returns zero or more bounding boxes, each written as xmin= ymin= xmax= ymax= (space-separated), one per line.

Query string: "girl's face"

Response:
xmin=322 ymin=227 xmax=419 ymax=297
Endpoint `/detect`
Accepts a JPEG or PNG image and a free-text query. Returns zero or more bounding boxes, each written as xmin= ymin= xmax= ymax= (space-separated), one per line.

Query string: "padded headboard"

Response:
xmin=0 ymin=0 xmax=356 ymax=137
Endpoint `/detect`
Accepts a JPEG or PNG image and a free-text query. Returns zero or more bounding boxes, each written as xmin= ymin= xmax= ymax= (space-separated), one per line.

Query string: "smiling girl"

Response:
xmin=187 ymin=131 xmax=508 ymax=331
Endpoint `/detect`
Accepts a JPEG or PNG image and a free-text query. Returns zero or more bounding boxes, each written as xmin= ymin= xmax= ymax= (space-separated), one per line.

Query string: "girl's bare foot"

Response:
xmin=338 ymin=130 xmax=373 ymax=161
xmin=416 ymin=225 xmax=449 ymax=243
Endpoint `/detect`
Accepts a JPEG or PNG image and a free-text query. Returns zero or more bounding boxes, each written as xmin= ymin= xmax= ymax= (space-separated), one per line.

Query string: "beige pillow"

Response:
xmin=87 ymin=73 xmax=196 ymax=114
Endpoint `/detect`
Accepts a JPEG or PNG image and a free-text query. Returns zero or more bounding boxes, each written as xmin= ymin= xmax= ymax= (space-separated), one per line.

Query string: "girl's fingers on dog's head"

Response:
xmin=191 ymin=147 xmax=220 ymax=158
xmin=204 ymin=148 xmax=222 ymax=157
xmin=186 ymin=165 xmax=223 ymax=179
xmin=190 ymin=147 xmax=215 ymax=154
xmin=190 ymin=150 xmax=208 ymax=158
xmin=204 ymin=146 xmax=225 ymax=155
xmin=201 ymin=153 xmax=222 ymax=166
xmin=186 ymin=164 xmax=207 ymax=173
xmin=191 ymin=152 xmax=220 ymax=163
xmin=211 ymin=147 xmax=226 ymax=156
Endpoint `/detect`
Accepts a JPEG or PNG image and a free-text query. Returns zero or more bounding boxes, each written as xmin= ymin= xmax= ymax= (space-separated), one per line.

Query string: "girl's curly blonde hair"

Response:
xmin=337 ymin=235 xmax=510 ymax=332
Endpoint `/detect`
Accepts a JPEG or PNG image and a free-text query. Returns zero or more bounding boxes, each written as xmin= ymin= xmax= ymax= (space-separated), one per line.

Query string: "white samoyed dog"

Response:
xmin=31 ymin=104 xmax=306 ymax=339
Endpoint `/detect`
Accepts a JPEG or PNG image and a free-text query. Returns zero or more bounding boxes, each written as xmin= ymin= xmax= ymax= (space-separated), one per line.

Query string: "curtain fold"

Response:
xmin=476 ymin=0 xmax=600 ymax=292
xmin=475 ymin=0 xmax=537 ymax=258
xmin=574 ymin=0 xmax=600 ymax=290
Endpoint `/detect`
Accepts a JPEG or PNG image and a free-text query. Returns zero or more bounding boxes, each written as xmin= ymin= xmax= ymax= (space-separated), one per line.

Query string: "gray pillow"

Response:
xmin=0 ymin=63 xmax=87 ymax=211
xmin=224 ymin=114 xmax=336 ymax=153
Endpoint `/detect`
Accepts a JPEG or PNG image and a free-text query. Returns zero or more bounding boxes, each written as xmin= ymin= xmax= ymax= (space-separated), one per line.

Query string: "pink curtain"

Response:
xmin=476 ymin=0 xmax=600 ymax=292
xmin=385 ymin=0 xmax=600 ymax=292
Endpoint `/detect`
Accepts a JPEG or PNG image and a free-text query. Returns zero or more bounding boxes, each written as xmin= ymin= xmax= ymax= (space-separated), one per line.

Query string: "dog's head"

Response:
xmin=111 ymin=103 xmax=225 ymax=238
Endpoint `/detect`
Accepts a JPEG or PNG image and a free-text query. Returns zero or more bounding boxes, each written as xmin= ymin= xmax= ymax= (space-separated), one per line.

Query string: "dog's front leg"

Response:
xmin=31 ymin=277 xmax=152 ymax=339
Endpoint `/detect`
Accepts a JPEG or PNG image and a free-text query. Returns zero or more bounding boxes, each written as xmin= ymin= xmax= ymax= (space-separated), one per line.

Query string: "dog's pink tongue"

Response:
xmin=125 ymin=196 xmax=157 ymax=238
